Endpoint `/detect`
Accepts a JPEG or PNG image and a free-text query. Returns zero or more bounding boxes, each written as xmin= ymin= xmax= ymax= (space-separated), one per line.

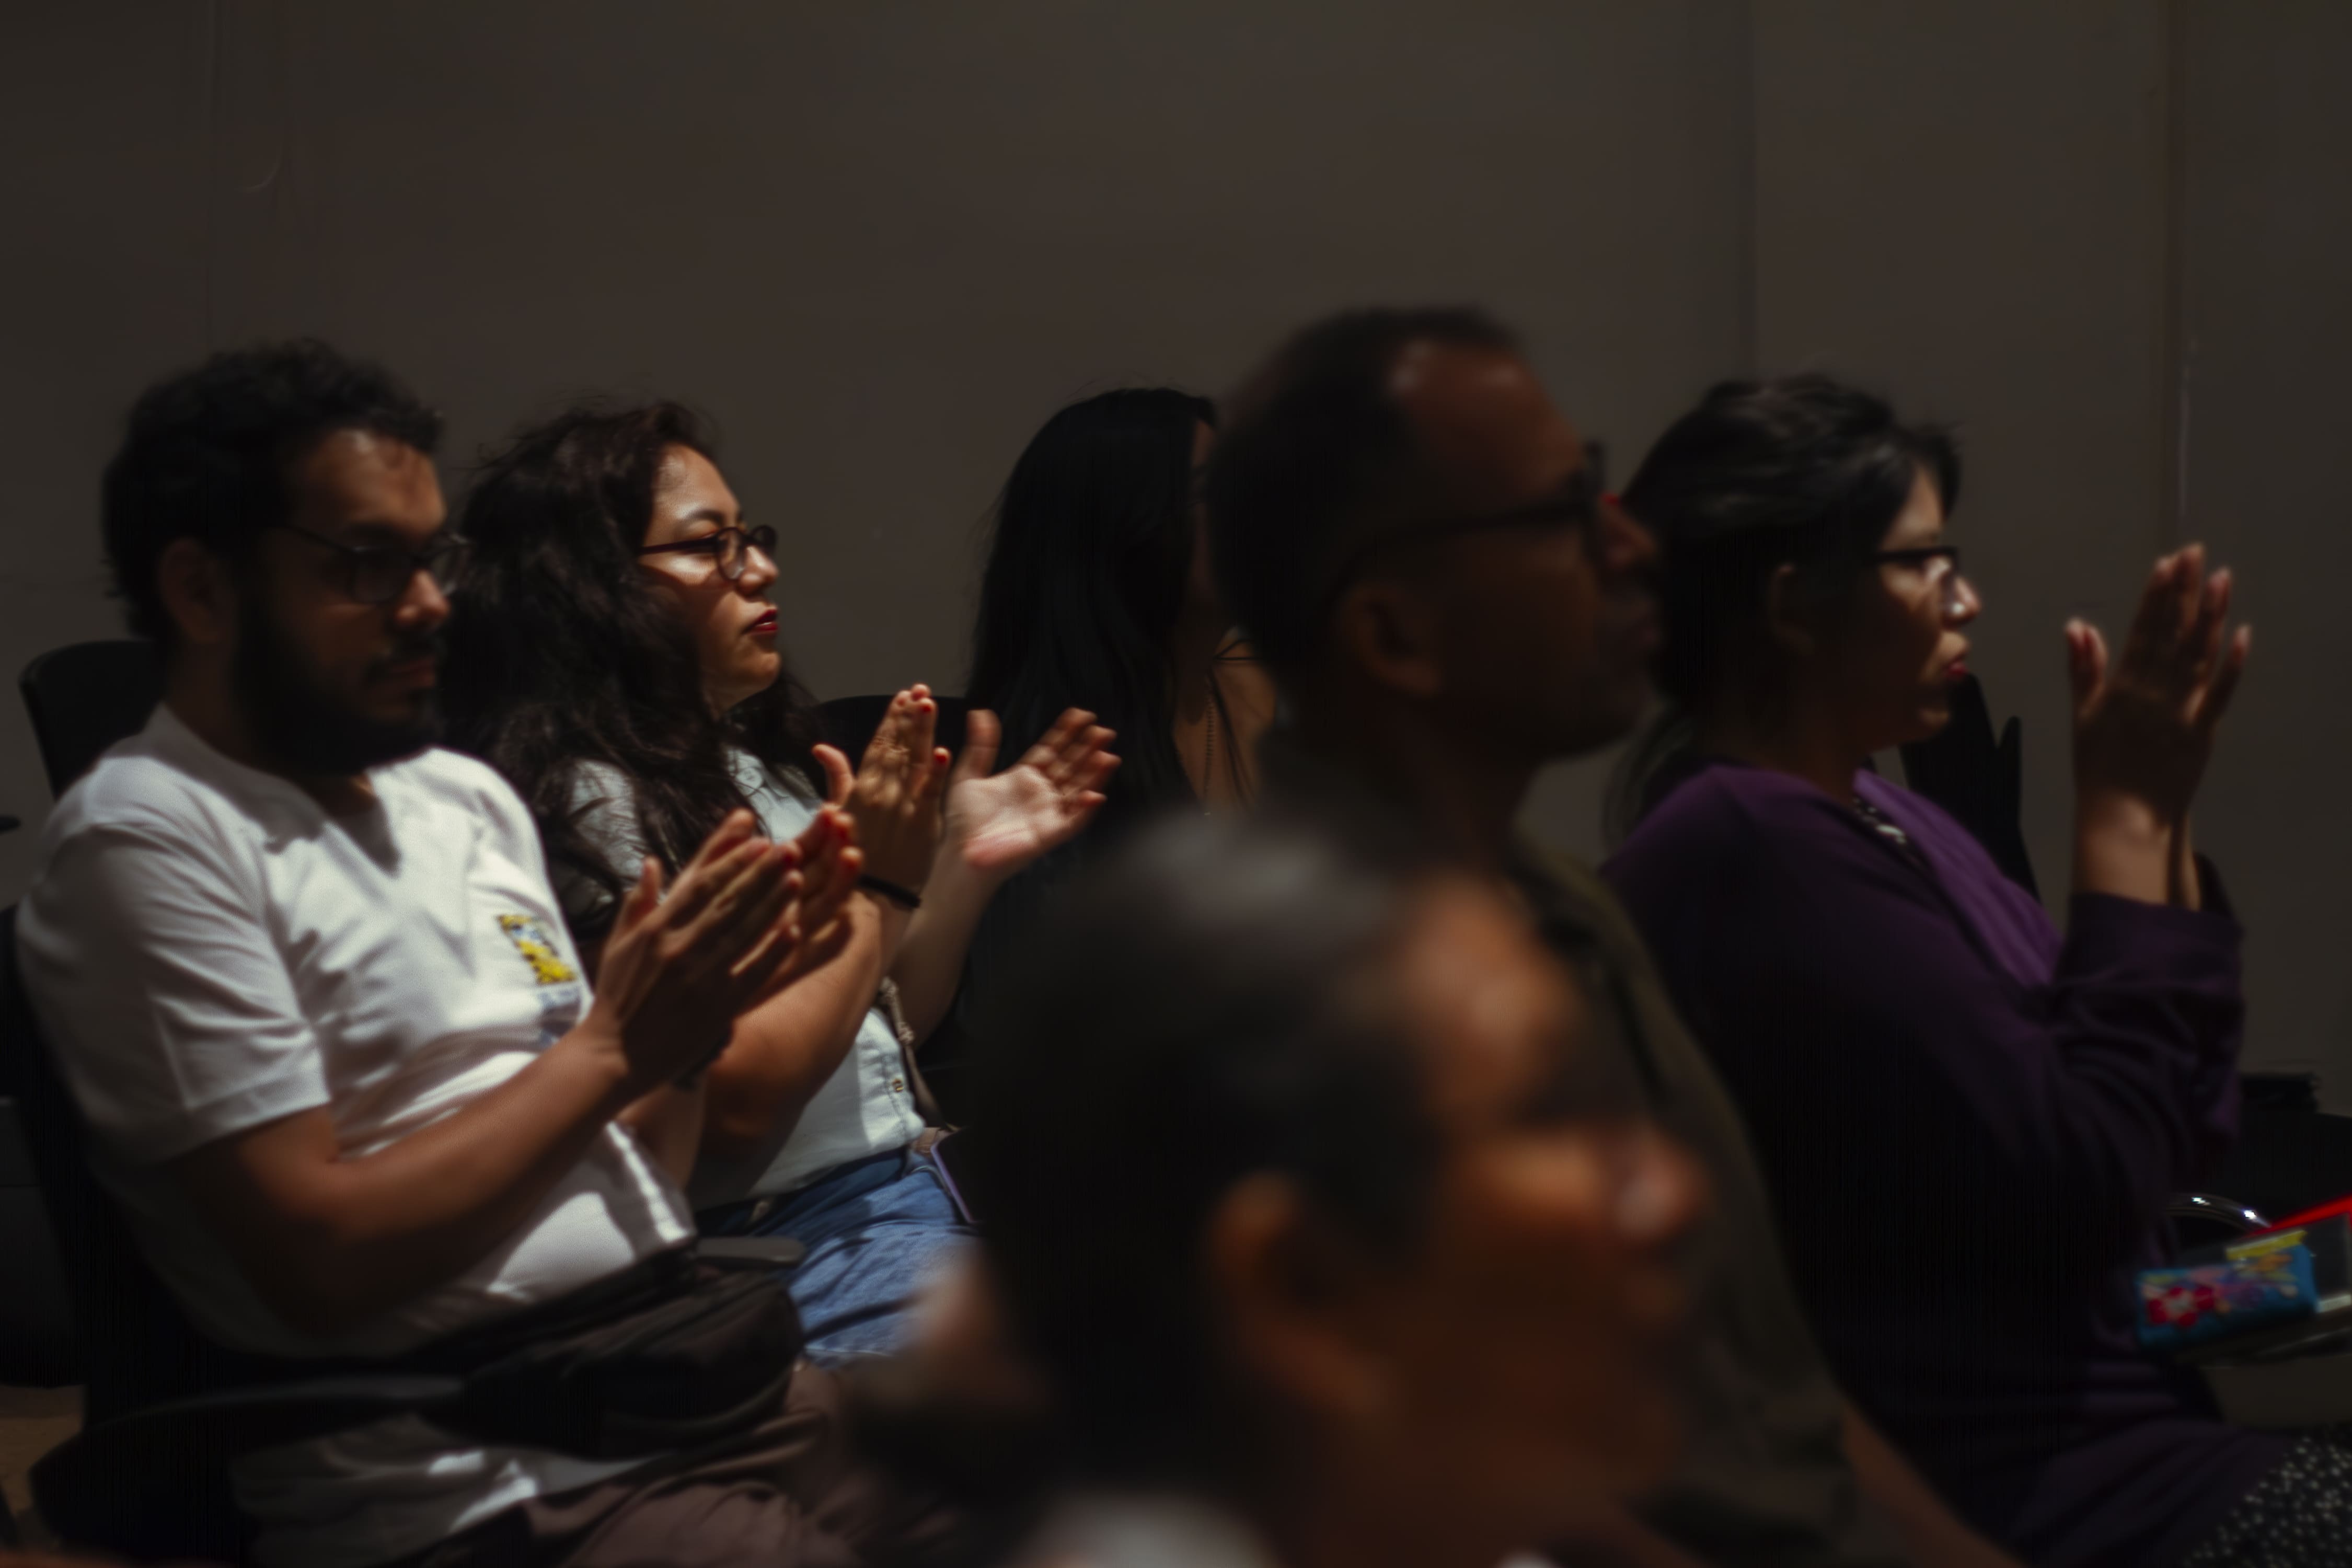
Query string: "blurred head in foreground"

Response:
xmin=967 ymin=813 xmax=1705 ymax=1563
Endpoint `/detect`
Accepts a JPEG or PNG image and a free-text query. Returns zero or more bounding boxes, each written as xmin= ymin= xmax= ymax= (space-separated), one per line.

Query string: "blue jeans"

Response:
xmin=697 ymin=1144 xmax=973 ymax=1365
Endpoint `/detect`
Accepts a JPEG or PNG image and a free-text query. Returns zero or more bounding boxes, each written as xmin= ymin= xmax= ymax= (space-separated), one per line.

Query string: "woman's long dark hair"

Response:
xmin=442 ymin=402 xmax=821 ymax=929
xmin=966 ymin=387 xmax=1218 ymax=832
xmin=1604 ymin=374 xmax=1960 ymax=841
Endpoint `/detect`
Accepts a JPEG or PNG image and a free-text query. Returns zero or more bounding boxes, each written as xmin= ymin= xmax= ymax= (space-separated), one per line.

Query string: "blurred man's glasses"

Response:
xmin=636 ymin=523 xmax=779 ymax=583
xmin=1869 ymin=544 xmax=1969 ymax=614
xmin=1313 ymin=464 xmax=1603 ymax=626
xmin=274 ymin=524 xmax=470 ymax=605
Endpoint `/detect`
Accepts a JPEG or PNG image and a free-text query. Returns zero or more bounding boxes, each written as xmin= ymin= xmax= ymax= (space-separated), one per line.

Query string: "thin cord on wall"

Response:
xmin=2160 ymin=0 xmax=2193 ymax=545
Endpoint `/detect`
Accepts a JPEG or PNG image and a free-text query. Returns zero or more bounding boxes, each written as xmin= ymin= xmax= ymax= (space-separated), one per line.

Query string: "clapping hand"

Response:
xmin=943 ymin=707 xmax=1120 ymax=878
xmin=813 ymin=685 xmax=950 ymax=894
xmin=588 ymin=810 xmax=804 ymax=1090
xmin=752 ymin=801 xmax=863 ymax=1001
xmin=2069 ymin=544 xmax=2250 ymax=823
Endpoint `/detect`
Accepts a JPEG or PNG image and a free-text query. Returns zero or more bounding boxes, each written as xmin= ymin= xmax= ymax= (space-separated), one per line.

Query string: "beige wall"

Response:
xmin=3 ymin=3 xmax=2347 ymax=1087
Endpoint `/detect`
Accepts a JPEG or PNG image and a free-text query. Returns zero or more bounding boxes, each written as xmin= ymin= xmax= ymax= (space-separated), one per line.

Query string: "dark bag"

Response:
xmin=225 ymin=1244 xmax=804 ymax=1461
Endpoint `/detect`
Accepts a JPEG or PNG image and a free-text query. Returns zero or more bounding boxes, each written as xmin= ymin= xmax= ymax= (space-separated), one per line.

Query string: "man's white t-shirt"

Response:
xmin=15 ymin=705 xmax=696 ymax=1568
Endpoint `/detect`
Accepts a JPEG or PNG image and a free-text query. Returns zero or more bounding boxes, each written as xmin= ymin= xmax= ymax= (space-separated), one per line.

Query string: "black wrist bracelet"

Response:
xmin=859 ymin=874 xmax=924 ymax=911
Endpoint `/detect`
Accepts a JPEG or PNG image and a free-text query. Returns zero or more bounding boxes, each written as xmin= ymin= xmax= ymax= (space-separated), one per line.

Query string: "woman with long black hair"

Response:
xmin=443 ymin=401 xmax=1115 ymax=1362
xmin=958 ymin=389 xmax=1278 ymax=1027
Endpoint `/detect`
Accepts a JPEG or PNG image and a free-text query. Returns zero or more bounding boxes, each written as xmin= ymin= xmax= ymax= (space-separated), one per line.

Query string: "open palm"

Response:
xmin=947 ymin=707 xmax=1120 ymax=875
xmin=2068 ymin=543 xmax=2249 ymax=820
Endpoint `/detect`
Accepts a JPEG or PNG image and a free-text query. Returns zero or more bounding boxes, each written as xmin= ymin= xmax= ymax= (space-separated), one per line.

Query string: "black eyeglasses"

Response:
xmin=1869 ymin=544 xmax=1968 ymax=612
xmin=1870 ymin=545 xmax=1960 ymax=570
xmin=273 ymin=524 xmax=470 ymax=605
xmin=1312 ymin=466 xmax=1602 ymax=624
xmin=636 ymin=524 xmax=778 ymax=583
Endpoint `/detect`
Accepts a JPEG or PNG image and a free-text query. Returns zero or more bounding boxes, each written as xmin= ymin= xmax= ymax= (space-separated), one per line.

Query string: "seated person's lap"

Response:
xmin=702 ymin=1145 xmax=974 ymax=1364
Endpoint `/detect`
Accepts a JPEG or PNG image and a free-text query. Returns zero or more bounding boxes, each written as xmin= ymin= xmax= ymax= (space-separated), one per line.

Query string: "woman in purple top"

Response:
xmin=1599 ymin=376 xmax=2342 ymax=1567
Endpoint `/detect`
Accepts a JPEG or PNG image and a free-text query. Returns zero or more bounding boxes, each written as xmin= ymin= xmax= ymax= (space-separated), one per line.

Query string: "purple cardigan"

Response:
xmin=1604 ymin=758 xmax=2286 ymax=1567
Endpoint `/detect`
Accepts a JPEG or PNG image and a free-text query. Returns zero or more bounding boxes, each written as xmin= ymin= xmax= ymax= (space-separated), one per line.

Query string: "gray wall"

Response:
xmin=3 ymin=4 xmax=2347 ymax=1088
xmin=2177 ymin=1 xmax=2352 ymax=1085
xmin=1748 ymin=0 xmax=2352 ymax=1088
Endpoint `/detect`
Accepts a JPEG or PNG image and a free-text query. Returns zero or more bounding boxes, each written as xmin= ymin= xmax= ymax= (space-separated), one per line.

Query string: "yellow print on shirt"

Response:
xmin=497 ymin=914 xmax=578 ymax=986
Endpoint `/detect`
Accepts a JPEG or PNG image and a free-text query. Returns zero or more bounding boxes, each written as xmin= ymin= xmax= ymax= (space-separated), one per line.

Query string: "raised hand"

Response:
xmin=2068 ymin=544 xmax=2250 ymax=823
xmin=752 ymin=801 xmax=863 ymax=1002
xmin=944 ymin=707 xmax=1120 ymax=877
xmin=586 ymin=809 xmax=804 ymax=1089
xmin=812 ymin=684 xmax=950 ymax=893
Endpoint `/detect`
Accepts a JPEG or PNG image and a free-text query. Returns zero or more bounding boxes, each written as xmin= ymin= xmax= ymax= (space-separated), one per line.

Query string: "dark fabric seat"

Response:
xmin=20 ymin=639 xmax=162 ymax=798
xmin=3 ymin=903 xmax=259 ymax=1559
xmin=2208 ymin=1107 xmax=2352 ymax=1223
xmin=0 ymin=638 xmax=162 ymax=1400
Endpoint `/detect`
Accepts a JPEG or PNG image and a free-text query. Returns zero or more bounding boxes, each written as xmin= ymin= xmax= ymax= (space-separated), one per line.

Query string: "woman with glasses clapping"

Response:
xmin=1597 ymin=375 xmax=2318 ymax=1568
xmin=441 ymin=401 xmax=1116 ymax=1362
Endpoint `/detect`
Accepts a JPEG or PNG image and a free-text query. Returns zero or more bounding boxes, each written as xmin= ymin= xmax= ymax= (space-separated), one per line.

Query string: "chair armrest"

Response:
xmin=697 ymin=1234 xmax=805 ymax=1270
xmin=37 ymin=1374 xmax=464 ymax=1474
xmin=2170 ymin=1193 xmax=2273 ymax=1235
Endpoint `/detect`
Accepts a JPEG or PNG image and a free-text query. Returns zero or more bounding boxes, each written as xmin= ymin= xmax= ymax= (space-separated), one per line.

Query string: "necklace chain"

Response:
xmin=1851 ymin=794 xmax=1931 ymax=871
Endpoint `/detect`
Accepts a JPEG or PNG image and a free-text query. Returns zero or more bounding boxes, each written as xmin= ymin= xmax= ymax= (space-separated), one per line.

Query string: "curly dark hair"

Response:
xmin=440 ymin=401 xmax=822 ymax=934
xmin=101 ymin=340 xmax=443 ymax=646
xmin=1206 ymin=306 xmax=1517 ymax=674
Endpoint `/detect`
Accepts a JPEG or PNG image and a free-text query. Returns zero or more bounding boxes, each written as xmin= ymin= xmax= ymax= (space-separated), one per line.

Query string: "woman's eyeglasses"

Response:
xmin=273 ymin=524 xmax=471 ymax=606
xmin=636 ymin=523 xmax=779 ymax=583
xmin=1869 ymin=544 xmax=1970 ymax=613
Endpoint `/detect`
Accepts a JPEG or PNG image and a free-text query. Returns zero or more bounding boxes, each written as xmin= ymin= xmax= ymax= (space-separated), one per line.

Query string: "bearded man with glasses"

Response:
xmin=17 ymin=341 xmax=960 ymax=1568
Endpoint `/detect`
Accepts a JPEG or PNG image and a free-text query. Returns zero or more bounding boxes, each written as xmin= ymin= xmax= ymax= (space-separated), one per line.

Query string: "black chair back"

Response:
xmin=819 ymin=693 xmax=971 ymax=768
xmin=2 ymin=905 xmax=253 ymax=1557
xmin=21 ymin=639 xmax=162 ymax=799
xmin=7 ymin=639 xmax=182 ymax=1397
xmin=1 ymin=907 xmax=214 ymax=1427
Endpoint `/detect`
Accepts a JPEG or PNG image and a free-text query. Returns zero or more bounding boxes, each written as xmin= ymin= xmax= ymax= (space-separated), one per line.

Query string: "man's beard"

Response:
xmin=232 ymin=596 xmax=443 ymax=776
